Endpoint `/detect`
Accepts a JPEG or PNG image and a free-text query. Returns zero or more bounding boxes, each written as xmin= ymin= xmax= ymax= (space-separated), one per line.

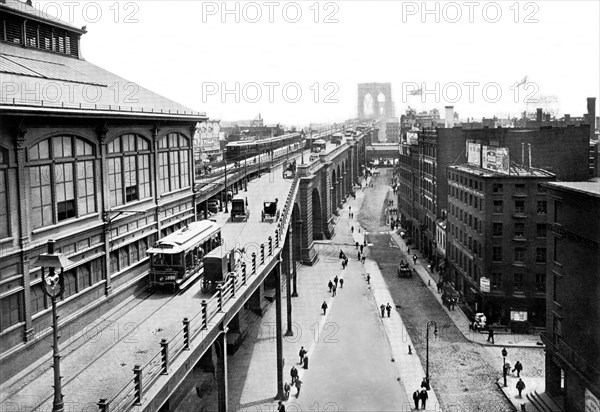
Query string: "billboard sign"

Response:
xmin=510 ymin=310 xmax=528 ymax=321
xmin=480 ymin=277 xmax=490 ymax=293
xmin=482 ymin=146 xmax=510 ymax=174
xmin=467 ymin=141 xmax=481 ymax=165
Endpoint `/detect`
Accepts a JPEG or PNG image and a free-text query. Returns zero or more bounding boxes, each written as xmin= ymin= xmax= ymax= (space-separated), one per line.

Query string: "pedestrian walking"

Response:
xmin=340 ymin=278 xmax=344 ymax=288
xmin=380 ymin=304 xmax=385 ymax=318
xmin=332 ymin=284 xmax=337 ymax=297
xmin=355 ymin=241 xmax=359 ymax=249
xmin=321 ymin=301 xmax=328 ymax=315
xmin=290 ymin=366 xmax=298 ymax=384
xmin=366 ymin=274 xmax=370 ymax=284
xmin=298 ymin=346 xmax=307 ymax=364
xmin=513 ymin=361 xmax=523 ymax=377
xmin=362 ymin=256 xmax=366 ymax=264
xmin=419 ymin=389 xmax=428 ymax=409
xmin=328 ymin=280 xmax=333 ymax=293
xmin=341 ymin=260 xmax=346 ymax=270
xmin=412 ymin=389 xmax=420 ymax=410
xmin=283 ymin=383 xmax=291 ymax=400
xmin=339 ymin=249 xmax=344 ymax=259
xmin=358 ymin=251 xmax=361 ymax=261
xmin=437 ymin=281 xmax=443 ymax=293
xmin=364 ymin=239 xmax=367 ymax=247
xmin=421 ymin=377 xmax=430 ymax=390
xmin=351 ymin=226 xmax=354 ymax=233
xmin=295 ymin=377 xmax=303 ymax=397
xmin=516 ymin=378 xmax=526 ymax=397
xmin=487 ymin=328 xmax=495 ymax=344
xmin=386 ymin=303 xmax=392 ymax=317
xmin=278 ymin=400 xmax=286 ymax=412
xmin=413 ymin=254 xmax=417 ymax=265
xmin=334 ymin=276 xmax=339 ymax=287
xmin=360 ymin=245 xmax=364 ymax=254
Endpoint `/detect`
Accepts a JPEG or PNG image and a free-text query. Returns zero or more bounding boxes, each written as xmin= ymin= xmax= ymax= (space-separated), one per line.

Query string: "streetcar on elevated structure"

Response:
xmin=224 ymin=132 xmax=302 ymax=162
xmin=147 ymin=221 xmax=222 ymax=292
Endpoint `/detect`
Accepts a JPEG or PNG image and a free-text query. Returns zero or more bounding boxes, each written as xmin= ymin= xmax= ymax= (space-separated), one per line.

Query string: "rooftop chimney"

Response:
xmin=445 ymin=106 xmax=455 ymax=128
xmin=588 ymin=97 xmax=597 ymax=138
xmin=536 ymin=108 xmax=543 ymax=122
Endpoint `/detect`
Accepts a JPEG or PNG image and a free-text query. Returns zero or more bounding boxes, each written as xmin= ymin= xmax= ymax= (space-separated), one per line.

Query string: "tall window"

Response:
xmin=536 ymin=273 xmax=546 ymax=292
xmin=0 ymin=149 xmax=8 ymax=238
xmin=515 ymin=200 xmax=525 ymax=214
xmin=158 ymin=133 xmax=191 ymax=194
xmin=493 ymin=222 xmax=503 ymax=236
xmin=536 ymin=247 xmax=547 ymax=263
xmin=514 ymin=222 xmax=525 ymax=238
xmin=514 ymin=248 xmax=526 ymax=262
xmin=491 ymin=272 xmax=502 ymax=291
xmin=537 ymin=201 xmax=547 ymax=214
xmin=107 ymin=134 xmax=151 ymax=207
xmin=513 ymin=273 xmax=524 ymax=292
xmin=29 ymin=136 xmax=96 ymax=229
xmin=493 ymin=183 xmax=503 ymax=193
xmin=493 ymin=200 xmax=503 ymax=213
xmin=0 ymin=292 xmax=22 ymax=332
xmin=492 ymin=246 xmax=502 ymax=262
xmin=536 ymin=223 xmax=547 ymax=238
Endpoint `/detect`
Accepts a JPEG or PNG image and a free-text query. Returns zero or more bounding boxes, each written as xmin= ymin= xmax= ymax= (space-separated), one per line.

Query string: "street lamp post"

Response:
xmin=502 ymin=347 xmax=508 ymax=387
xmin=426 ymin=320 xmax=438 ymax=383
xmin=33 ymin=240 xmax=74 ymax=412
xmin=224 ymin=159 xmax=228 ymax=213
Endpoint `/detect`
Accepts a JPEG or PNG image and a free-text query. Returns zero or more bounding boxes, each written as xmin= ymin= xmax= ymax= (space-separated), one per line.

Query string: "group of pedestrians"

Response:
xmin=379 ymin=302 xmax=392 ymax=318
xmin=412 ymin=378 xmax=430 ymax=409
xmin=327 ymin=275 xmax=344 ymax=297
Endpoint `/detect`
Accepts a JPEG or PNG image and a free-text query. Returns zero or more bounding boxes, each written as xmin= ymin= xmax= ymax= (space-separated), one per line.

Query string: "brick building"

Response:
xmin=0 ymin=0 xmax=206 ymax=372
xmin=541 ymin=180 xmax=600 ymax=412
xmin=446 ymin=163 xmax=555 ymax=326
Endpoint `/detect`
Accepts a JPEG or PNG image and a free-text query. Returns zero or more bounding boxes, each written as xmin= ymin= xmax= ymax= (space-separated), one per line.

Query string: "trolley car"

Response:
xmin=147 ymin=221 xmax=222 ymax=291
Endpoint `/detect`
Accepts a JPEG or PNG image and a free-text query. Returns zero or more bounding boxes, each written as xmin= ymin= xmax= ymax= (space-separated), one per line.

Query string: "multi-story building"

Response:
xmin=0 ymin=0 xmax=206 ymax=369
xmin=385 ymin=119 xmax=400 ymax=143
xmin=542 ymin=179 xmax=600 ymax=412
xmin=446 ymin=161 xmax=555 ymax=326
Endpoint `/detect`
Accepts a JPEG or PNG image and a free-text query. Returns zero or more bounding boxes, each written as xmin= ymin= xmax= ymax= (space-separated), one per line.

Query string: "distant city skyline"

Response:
xmin=17 ymin=1 xmax=600 ymax=126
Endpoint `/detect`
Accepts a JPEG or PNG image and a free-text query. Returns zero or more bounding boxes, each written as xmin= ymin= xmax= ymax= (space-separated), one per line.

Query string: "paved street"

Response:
xmin=358 ymin=169 xmax=517 ymax=412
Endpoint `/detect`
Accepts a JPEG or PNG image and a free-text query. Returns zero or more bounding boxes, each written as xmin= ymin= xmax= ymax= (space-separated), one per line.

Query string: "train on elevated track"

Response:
xmin=224 ymin=132 xmax=302 ymax=162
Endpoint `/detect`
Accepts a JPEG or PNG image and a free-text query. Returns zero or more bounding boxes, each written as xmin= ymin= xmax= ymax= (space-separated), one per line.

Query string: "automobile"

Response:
xmin=207 ymin=199 xmax=219 ymax=214
xmin=397 ymin=260 xmax=413 ymax=278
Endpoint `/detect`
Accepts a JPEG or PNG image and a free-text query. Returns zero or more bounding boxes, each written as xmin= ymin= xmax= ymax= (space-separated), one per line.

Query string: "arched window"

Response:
xmin=28 ymin=136 xmax=96 ymax=229
xmin=107 ymin=134 xmax=151 ymax=207
xmin=0 ymin=147 xmax=9 ymax=238
xmin=157 ymin=133 xmax=190 ymax=193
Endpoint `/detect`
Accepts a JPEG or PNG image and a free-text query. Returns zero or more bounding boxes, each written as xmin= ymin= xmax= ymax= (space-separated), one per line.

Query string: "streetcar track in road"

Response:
xmin=29 ymin=285 xmax=191 ymax=411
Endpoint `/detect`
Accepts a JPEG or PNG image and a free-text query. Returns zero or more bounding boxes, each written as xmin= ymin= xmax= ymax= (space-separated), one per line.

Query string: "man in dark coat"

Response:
xmin=380 ymin=304 xmax=385 ymax=318
xmin=419 ymin=389 xmax=428 ymax=409
xmin=386 ymin=303 xmax=392 ymax=317
xmin=513 ymin=361 xmax=523 ymax=377
xmin=290 ymin=366 xmax=298 ymax=384
xmin=412 ymin=389 xmax=420 ymax=410
xmin=328 ymin=280 xmax=333 ymax=293
xmin=298 ymin=346 xmax=306 ymax=364
xmin=516 ymin=378 xmax=526 ymax=397
xmin=321 ymin=301 xmax=328 ymax=315
xmin=487 ymin=328 xmax=495 ymax=344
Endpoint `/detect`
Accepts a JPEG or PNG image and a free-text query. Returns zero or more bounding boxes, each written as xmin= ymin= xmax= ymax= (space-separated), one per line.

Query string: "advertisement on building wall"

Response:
xmin=480 ymin=277 xmax=490 ymax=293
xmin=467 ymin=141 xmax=481 ymax=165
xmin=586 ymin=388 xmax=600 ymax=412
xmin=482 ymin=146 xmax=510 ymax=174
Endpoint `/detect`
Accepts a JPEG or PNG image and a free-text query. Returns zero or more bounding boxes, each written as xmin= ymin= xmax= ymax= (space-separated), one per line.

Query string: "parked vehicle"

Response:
xmin=231 ymin=197 xmax=249 ymax=222
xmin=207 ymin=199 xmax=219 ymax=214
xmin=262 ymin=198 xmax=280 ymax=222
xmin=397 ymin=260 xmax=413 ymax=278
xmin=202 ymin=247 xmax=243 ymax=293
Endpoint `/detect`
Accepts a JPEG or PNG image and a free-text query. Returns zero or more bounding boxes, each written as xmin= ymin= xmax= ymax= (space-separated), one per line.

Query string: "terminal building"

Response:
xmin=0 ymin=0 xmax=206 ymax=370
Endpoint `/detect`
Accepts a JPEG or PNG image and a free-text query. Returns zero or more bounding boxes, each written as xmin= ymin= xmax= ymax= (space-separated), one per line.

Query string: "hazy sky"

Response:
xmin=36 ymin=0 xmax=599 ymax=126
